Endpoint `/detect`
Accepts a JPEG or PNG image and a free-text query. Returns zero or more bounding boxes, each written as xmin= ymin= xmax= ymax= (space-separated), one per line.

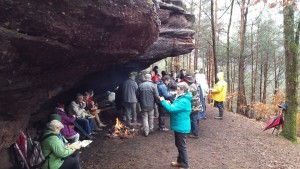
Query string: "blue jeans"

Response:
xmin=158 ymin=104 xmax=167 ymax=128
xmin=75 ymin=118 xmax=94 ymax=135
xmin=190 ymin=113 xmax=199 ymax=136
xmin=175 ymin=132 xmax=189 ymax=168
xmin=73 ymin=121 xmax=92 ymax=139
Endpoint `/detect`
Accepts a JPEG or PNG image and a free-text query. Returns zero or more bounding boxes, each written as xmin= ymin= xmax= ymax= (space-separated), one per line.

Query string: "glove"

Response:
xmin=159 ymin=97 xmax=165 ymax=101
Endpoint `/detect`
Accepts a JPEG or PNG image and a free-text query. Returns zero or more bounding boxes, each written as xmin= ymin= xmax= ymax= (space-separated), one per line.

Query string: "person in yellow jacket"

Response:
xmin=210 ymin=72 xmax=227 ymax=119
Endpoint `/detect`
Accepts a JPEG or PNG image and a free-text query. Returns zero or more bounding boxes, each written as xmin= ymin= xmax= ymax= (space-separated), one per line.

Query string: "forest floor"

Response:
xmin=80 ymin=105 xmax=300 ymax=169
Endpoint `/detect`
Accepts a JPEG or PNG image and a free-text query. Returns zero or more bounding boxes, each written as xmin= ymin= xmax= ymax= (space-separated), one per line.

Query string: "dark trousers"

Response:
xmin=76 ymin=118 xmax=94 ymax=135
xmin=190 ymin=113 xmax=199 ymax=136
xmin=215 ymin=101 xmax=224 ymax=117
xmin=158 ymin=104 xmax=167 ymax=128
xmin=59 ymin=152 xmax=80 ymax=169
xmin=175 ymin=132 xmax=189 ymax=168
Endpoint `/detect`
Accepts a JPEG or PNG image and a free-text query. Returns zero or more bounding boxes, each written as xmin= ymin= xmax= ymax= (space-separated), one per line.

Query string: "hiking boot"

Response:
xmin=214 ymin=116 xmax=223 ymax=120
xmin=89 ymin=136 xmax=95 ymax=140
xmin=159 ymin=127 xmax=169 ymax=131
xmin=171 ymin=161 xmax=181 ymax=167
xmin=94 ymin=127 xmax=102 ymax=132
xmin=188 ymin=134 xmax=199 ymax=139
xmin=144 ymin=131 xmax=149 ymax=137
xmin=91 ymin=132 xmax=100 ymax=135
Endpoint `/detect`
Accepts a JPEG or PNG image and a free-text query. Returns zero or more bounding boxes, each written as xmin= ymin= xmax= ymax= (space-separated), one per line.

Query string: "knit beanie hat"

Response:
xmin=48 ymin=114 xmax=61 ymax=122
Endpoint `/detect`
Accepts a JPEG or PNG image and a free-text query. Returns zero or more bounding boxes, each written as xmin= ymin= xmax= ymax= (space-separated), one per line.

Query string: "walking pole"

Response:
xmin=14 ymin=143 xmax=30 ymax=169
xmin=73 ymin=121 xmax=92 ymax=139
xmin=272 ymin=127 xmax=276 ymax=134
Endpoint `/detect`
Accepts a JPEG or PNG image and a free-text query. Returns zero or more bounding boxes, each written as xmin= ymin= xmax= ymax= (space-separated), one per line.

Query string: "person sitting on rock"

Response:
xmin=54 ymin=103 xmax=80 ymax=143
xmin=84 ymin=91 xmax=106 ymax=128
xmin=41 ymin=120 xmax=81 ymax=169
xmin=68 ymin=93 xmax=101 ymax=136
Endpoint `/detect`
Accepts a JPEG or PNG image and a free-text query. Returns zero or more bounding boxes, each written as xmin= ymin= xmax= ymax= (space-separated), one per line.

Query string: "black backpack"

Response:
xmin=27 ymin=133 xmax=58 ymax=169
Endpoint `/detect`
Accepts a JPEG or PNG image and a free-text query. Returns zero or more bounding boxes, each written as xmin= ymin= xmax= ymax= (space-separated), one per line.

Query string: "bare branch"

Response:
xmin=218 ymin=4 xmax=232 ymax=20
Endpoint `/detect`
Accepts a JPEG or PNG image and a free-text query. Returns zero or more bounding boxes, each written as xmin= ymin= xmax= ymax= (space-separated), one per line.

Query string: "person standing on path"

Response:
xmin=122 ymin=72 xmax=138 ymax=125
xmin=160 ymin=82 xmax=192 ymax=169
xmin=184 ymin=76 xmax=202 ymax=139
xmin=195 ymin=69 xmax=209 ymax=119
xmin=157 ymin=75 xmax=174 ymax=131
xmin=210 ymin=72 xmax=227 ymax=120
xmin=138 ymin=74 xmax=159 ymax=136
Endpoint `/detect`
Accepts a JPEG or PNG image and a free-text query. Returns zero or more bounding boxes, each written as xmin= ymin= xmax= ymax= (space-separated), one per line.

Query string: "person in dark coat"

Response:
xmin=157 ymin=75 xmax=174 ymax=131
xmin=122 ymin=72 xmax=138 ymax=125
xmin=138 ymin=74 xmax=159 ymax=136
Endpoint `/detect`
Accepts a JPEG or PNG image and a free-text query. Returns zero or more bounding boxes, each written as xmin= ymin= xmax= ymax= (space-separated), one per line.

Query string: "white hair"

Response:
xmin=177 ymin=82 xmax=189 ymax=93
xmin=47 ymin=120 xmax=64 ymax=131
xmin=145 ymin=73 xmax=151 ymax=80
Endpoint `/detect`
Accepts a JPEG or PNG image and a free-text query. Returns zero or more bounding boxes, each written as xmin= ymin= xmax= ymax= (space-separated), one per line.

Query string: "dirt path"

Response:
xmin=81 ymin=105 xmax=300 ymax=169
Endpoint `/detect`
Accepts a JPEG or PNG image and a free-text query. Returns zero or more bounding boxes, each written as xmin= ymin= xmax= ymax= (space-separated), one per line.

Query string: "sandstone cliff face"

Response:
xmin=0 ymin=0 xmax=194 ymax=150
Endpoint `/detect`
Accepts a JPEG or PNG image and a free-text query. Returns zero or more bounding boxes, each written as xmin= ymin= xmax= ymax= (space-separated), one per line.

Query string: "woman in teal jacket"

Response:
xmin=160 ymin=82 xmax=192 ymax=169
xmin=41 ymin=120 xmax=81 ymax=169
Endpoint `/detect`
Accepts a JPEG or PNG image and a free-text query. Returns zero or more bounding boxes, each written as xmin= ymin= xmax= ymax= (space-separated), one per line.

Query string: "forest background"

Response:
xmin=148 ymin=0 xmax=300 ymax=140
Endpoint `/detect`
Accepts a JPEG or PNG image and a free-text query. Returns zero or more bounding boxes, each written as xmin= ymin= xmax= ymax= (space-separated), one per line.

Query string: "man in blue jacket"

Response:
xmin=157 ymin=75 xmax=174 ymax=131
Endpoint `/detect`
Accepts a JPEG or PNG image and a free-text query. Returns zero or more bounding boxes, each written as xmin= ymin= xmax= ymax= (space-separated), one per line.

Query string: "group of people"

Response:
xmin=119 ymin=66 xmax=227 ymax=169
xmin=40 ymin=90 xmax=107 ymax=169
xmin=40 ymin=66 xmax=227 ymax=169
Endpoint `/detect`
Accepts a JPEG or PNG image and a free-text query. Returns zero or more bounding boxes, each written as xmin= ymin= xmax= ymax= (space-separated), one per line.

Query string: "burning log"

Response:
xmin=106 ymin=118 xmax=137 ymax=139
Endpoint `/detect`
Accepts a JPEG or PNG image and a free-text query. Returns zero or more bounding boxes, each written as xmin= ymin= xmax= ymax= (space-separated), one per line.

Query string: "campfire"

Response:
xmin=106 ymin=118 xmax=135 ymax=139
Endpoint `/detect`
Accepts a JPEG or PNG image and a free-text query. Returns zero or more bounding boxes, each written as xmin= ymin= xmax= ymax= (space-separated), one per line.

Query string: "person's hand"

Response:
xmin=170 ymin=91 xmax=177 ymax=95
xmin=159 ymin=97 xmax=165 ymax=101
xmin=87 ymin=114 xmax=95 ymax=118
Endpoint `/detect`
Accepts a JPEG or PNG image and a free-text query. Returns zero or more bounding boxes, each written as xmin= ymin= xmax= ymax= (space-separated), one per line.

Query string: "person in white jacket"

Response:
xmin=195 ymin=69 xmax=209 ymax=97
xmin=194 ymin=69 xmax=209 ymax=119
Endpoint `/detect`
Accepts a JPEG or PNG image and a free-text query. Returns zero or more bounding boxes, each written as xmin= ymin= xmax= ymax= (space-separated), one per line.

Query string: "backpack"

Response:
xmin=27 ymin=133 xmax=58 ymax=169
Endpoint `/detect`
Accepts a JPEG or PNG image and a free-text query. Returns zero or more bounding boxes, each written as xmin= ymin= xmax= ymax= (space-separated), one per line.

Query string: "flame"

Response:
xmin=113 ymin=118 xmax=126 ymax=135
xmin=115 ymin=118 xmax=123 ymax=129
xmin=112 ymin=118 xmax=131 ymax=137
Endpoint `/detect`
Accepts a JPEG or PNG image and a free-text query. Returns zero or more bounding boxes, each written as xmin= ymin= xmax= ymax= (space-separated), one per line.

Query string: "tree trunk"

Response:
xmin=259 ymin=56 xmax=263 ymax=102
xmin=282 ymin=2 xmax=298 ymax=142
xmin=226 ymin=0 xmax=235 ymax=110
xmin=194 ymin=0 xmax=202 ymax=71
xmin=231 ymin=58 xmax=236 ymax=112
xmin=214 ymin=0 xmax=218 ymax=62
xmin=254 ymin=30 xmax=259 ymax=101
xmin=262 ymin=49 xmax=269 ymax=104
xmin=211 ymin=0 xmax=218 ymax=82
xmin=236 ymin=0 xmax=249 ymax=115
xmin=274 ymin=51 xmax=279 ymax=95
xmin=250 ymin=23 xmax=255 ymax=118
xmin=188 ymin=53 xmax=192 ymax=73
xmin=296 ymin=19 xmax=300 ymax=46
xmin=170 ymin=57 xmax=173 ymax=72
